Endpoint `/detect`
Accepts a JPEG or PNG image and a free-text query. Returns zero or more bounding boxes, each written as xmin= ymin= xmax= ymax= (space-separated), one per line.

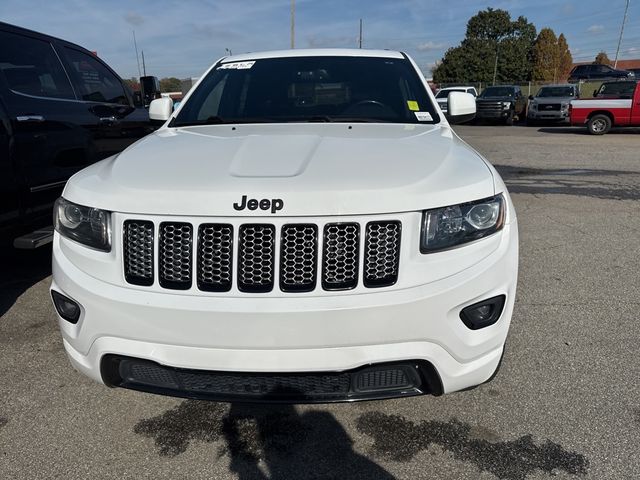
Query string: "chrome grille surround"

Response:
xmin=280 ymin=224 xmax=318 ymax=292
xmin=322 ymin=223 xmax=360 ymax=290
xmin=197 ymin=224 xmax=233 ymax=292
xmin=159 ymin=222 xmax=193 ymax=290
xmin=123 ymin=220 xmax=154 ymax=286
xmin=237 ymin=224 xmax=276 ymax=293
xmin=364 ymin=221 xmax=401 ymax=288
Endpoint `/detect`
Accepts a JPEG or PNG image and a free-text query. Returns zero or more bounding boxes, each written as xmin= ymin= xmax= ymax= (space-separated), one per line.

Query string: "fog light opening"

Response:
xmin=460 ymin=295 xmax=506 ymax=330
xmin=51 ymin=291 xmax=81 ymax=324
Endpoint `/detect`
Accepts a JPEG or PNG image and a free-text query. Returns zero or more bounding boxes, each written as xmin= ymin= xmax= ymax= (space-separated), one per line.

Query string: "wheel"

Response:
xmin=505 ymin=110 xmax=514 ymax=126
xmin=587 ymin=114 xmax=611 ymax=135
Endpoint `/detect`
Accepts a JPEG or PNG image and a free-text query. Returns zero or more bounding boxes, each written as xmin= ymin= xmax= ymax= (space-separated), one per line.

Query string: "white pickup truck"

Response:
xmin=51 ymin=49 xmax=518 ymax=403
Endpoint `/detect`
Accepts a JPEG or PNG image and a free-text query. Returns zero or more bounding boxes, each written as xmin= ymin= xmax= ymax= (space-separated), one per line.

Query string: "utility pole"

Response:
xmin=141 ymin=50 xmax=146 ymax=77
xmin=614 ymin=0 xmax=630 ymax=68
xmin=359 ymin=19 xmax=363 ymax=48
xmin=290 ymin=0 xmax=295 ymax=49
xmin=132 ymin=30 xmax=142 ymax=79
xmin=492 ymin=43 xmax=499 ymax=85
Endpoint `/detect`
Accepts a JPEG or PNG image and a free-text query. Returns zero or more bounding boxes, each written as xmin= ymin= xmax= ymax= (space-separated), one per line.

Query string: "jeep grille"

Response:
xmin=122 ymin=219 xmax=401 ymax=293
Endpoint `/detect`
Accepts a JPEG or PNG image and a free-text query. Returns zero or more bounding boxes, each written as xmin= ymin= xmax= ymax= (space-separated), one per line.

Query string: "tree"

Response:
xmin=433 ymin=8 xmax=536 ymax=84
xmin=594 ymin=51 xmax=611 ymax=65
xmin=532 ymin=29 xmax=574 ymax=82
xmin=556 ymin=34 xmax=573 ymax=81
xmin=159 ymin=77 xmax=182 ymax=92
xmin=123 ymin=77 xmax=140 ymax=92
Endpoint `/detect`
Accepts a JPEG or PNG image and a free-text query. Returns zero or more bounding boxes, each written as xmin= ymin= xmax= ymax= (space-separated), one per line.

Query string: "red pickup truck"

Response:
xmin=570 ymin=81 xmax=640 ymax=134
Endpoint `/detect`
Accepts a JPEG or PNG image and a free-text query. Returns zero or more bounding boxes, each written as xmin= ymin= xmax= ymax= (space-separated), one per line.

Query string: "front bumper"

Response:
xmin=52 ymin=221 xmax=518 ymax=401
xmin=527 ymin=109 xmax=569 ymax=121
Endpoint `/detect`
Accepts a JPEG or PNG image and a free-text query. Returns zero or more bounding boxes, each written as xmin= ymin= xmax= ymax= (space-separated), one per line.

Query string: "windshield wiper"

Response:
xmin=172 ymin=116 xmax=277 ymax=127
xmin=300 ymin=115 xmax=381 ymax=123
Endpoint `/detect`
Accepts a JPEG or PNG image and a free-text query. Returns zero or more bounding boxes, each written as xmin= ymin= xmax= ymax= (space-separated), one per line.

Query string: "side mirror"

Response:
xmin=528 ymin=95 xmax=534 ymax=101
xmin=446 ymin=92 xmax=476 ymax=124
xmin=593 ymin=89 xmax=598 ymax=97
xmin=149 ymin=97 xmax=173 ymax=122
xmin=133 ymin=91 xmax=144 ymax=108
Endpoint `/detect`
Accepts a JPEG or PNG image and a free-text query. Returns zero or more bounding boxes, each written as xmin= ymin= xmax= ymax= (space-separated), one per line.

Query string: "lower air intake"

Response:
xmin=101 ymin=355 xmax=440 ymax=403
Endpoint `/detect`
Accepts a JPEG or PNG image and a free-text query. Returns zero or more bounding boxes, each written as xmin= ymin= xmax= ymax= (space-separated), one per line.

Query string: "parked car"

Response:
xmin=475 ymin=85 xmax=526 ymax=125
xmin=526 ymin=84 xmax=578 ymax=125
xmin=626 ymin=68 xmax=640 ymax=78
xmin=570 ymin=81 xmax=640 ymax=134
xmin=567 ymin=64 xmax=634 ymax=83
xmin=0 ymin=22 xmax=155 ymax=247
xmin=51 ymin=49 xmax=518 ymax=403
xmin=435 ymin=86 xmax=477 ymax=114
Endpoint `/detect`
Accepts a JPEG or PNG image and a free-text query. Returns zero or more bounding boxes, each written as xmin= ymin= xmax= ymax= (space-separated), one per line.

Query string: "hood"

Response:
xmin=477 ymin=96 xmax=513 ymax=102
xmin=533 ymin=97 xmax=574 ymax=104
xmin=63 ymin=123 xmax=495 ymax=217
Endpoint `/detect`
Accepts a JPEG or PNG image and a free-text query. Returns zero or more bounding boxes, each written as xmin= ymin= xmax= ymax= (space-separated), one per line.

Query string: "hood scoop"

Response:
xmin=230 ymin=134 xmax=321 ymax=178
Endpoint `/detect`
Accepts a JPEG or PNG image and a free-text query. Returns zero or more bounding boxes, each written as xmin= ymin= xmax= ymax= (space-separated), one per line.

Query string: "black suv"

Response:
xmin=0 ymin=22 xmax=155 ymax=247
xmin=475 ymin=85 xmax=526 ymax=125
xmin=568 ymin=64 xmax=634 ymax=83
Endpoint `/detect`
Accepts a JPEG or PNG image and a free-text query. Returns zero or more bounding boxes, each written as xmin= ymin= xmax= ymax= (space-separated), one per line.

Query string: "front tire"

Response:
xmin=505 ymin=110 xmax=514 ymax=126
xmin=587 ymin=114 xmax=611 ymax=135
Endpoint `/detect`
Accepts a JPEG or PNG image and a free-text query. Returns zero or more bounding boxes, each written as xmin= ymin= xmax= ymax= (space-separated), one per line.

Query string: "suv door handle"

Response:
xmin=16 ymin=115 xmax=45 ymax=122
xmin=99 ymin=116 xmax=119 ymax=125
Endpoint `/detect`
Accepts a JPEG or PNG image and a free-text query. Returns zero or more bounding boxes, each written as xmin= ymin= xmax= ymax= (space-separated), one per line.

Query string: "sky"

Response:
xmin=1 ymin=0 xmax=638 ymax=80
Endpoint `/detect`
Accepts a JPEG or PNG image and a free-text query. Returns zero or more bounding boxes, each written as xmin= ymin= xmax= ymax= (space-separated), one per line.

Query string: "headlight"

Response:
xmin=529 ymin=102 xmax=537 ymax=110
xmin=502 ymin=101 xmax=511 ymax=109
xmin=54 ymin=197 xmax=111 ymax=251
xmin=420 ymin=195 xmax=505 ymax=253
xmin=561 ymin=102 xmax=569 ymax=110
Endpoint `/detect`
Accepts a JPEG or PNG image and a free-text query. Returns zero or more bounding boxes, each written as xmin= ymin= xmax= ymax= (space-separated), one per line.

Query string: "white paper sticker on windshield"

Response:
xmin=414 ymin=112 xmax=433 ymax=122
xmin=219 ymin=61 xmax=255 ymax=70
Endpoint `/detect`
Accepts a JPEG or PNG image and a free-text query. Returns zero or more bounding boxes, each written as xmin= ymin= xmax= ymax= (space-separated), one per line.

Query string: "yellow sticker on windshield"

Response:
xmin=407 ymin=100 xmax=419 ymax=111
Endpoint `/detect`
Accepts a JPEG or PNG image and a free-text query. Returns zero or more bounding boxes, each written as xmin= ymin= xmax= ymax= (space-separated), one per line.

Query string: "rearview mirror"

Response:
xmin=446 ymin=92 xmax=476 ymax=124
xmin=149 ymin=97 xmax=173 ymax=122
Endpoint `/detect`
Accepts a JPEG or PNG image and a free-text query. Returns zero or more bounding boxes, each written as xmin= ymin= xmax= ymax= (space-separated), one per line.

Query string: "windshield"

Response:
xmin=435 ymin=88 xmax=465 ymax=98
xmin=480 ymin=87 xmax=514 ymax=97
xmin=172 ymin=56 xmax=438 ymax=126
xmin=536 ymin=86 xmax=575 ymax=97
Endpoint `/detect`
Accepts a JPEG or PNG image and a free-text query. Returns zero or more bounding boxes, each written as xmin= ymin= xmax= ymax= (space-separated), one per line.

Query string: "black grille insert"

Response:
xmin=364 ymin=221 xmax=401 ymax=287
xmin=101 ymin=355 xmax=438 ymax=403
xmin=123 ymin=220 xmax=154 ymax=286
xmin=280 ymin=224 xmax=318 ymax=292
xmin=322 ymin=223 xmax=360 ymax=290
xmin=197 ymin=224 xmax=233 ymax=292
xmin=238 ymin=224 xmax=276 ymax=293
xmin=159 ymin=222 xmax=193 ymax=290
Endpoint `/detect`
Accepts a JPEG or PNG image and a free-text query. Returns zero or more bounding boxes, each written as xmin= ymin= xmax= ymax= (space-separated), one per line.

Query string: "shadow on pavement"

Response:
xmin=494 ymin=164 xmax=640 ymax=200
xmin=0 ymin=245 xmax=52 ymax=318
xmin=134 ymin=400 xmax=395 ymax=479
xmin=538 ymin=127 xmax=640 ymax=135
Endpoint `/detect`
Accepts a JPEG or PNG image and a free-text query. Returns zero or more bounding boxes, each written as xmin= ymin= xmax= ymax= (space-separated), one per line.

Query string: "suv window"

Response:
xmin=173 ymin=56 xmax=438 ymax=125
xmin=63 ymin=47 xmax=128 ymax=105
xmin=0 ymin=30 xmax=74 ymax=100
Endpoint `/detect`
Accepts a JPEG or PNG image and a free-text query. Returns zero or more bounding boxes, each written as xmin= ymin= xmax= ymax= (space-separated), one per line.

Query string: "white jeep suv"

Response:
xmin=51 ymin=49 xmax=518 ymax=403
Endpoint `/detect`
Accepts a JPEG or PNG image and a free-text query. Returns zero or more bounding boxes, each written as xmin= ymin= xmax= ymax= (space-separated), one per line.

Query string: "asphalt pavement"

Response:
xmin=1 ymin=124 xmax=639 ymax=479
